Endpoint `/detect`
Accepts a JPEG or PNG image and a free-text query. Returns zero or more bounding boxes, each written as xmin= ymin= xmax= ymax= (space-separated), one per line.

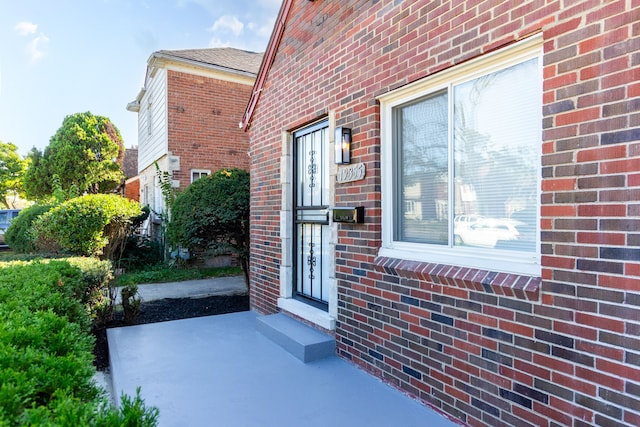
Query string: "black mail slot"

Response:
xmin=333 ymin=206 xmax=364 ymax=223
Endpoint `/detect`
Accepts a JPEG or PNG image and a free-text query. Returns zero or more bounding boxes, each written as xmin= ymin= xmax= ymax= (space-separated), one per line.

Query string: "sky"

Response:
xmin=0 ymin=0 xmax=281 ymax=157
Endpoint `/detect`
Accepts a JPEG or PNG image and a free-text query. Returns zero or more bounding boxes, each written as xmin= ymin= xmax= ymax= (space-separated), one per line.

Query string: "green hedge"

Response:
xmin=4 ymin=204 xmax=53 ymax=253
xmin=33 ymin=194 xmax=142 ymax=259
xmin=0 ymin=258 xmax=158 ymax=426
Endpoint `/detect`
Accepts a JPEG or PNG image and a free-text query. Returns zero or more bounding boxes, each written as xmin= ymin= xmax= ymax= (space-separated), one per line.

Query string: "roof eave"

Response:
xmin=149 ymin=51 xmax=258 ymax=79
xmin=126 ymin=88 xmax=146 ymax=112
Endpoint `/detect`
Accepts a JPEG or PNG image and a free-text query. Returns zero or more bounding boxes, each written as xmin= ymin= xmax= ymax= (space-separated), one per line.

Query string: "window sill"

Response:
xmin=373 ymin=256 xmax=541 ymax=302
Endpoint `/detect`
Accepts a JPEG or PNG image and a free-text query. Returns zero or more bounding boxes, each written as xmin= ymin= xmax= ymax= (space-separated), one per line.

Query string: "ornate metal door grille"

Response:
xmin=293 ymin=121 xmax=329 ymax=309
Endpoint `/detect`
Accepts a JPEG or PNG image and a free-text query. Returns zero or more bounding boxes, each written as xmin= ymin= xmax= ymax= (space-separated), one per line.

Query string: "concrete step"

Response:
xmin=256 ymin=313 xmax=335 ymax=363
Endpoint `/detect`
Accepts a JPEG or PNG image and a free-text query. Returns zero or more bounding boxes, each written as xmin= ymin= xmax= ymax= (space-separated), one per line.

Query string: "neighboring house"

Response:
xmin=243 ymin=1 xmax=640 ymax=426
xmin=122 ymin=146 xmax=139 ymax=202
xmin=127 ymin=47 xmax=263 ymax=236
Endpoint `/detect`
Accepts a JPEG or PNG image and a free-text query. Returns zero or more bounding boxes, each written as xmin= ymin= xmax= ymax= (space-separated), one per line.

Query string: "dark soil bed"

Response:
xmin=93 ymin=294 xmax=249 ymax=370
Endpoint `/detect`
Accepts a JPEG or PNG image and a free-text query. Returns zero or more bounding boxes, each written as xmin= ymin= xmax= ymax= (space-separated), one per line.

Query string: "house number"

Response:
xmin=337 ymin=163 xmax=366 ymax=183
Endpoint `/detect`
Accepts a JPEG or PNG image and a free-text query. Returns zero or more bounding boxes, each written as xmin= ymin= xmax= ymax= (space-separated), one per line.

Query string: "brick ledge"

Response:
xmin=373 ymin=256 xmax=541 ymax=301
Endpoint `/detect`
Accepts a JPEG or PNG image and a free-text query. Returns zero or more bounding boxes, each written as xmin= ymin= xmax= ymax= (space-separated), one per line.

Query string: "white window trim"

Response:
xmin=277 ymin=119 xmax=338 ymax=331
xmin=191 ymin=169 xmax=211 ymax=183
xmin=378 ymin=36 xmax=542 ymax=277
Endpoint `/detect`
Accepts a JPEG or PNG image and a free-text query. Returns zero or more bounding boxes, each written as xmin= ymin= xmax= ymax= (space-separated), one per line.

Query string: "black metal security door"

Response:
xmin=293 ymin=121 xmax=329 ymax=309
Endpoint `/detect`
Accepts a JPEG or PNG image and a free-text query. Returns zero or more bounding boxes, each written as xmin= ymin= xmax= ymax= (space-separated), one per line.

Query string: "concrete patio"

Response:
xmin=108 ymin=310 xmax=461 ymax=427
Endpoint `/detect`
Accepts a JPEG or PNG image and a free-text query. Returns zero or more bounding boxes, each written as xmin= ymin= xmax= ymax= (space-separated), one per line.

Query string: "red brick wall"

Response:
xmin=248 ymin=1 xmax=640 ymax=426
xmin=167 ymin=70 xmax=251 ymax=190
xmin=124 ymin=177 xmax=140 ymax=202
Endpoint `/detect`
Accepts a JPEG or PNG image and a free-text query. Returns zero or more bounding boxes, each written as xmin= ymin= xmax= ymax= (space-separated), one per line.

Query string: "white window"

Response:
xmin=143 ymin=184 xmax=151 ymax=207
xmin=379 ymin=37 xmax=542 ymax=276
xmin=191 ymin=169 xmax=210 ymax=182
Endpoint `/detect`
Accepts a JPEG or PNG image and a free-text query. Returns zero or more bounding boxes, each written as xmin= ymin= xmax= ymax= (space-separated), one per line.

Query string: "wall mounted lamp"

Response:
xmin=335 ymin=127 xmax=352 ymax=164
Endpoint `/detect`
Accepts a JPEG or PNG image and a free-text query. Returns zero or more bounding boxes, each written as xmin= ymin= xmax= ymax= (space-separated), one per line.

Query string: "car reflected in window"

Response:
xmin=454 ymin=216 xmax=522 ymax=249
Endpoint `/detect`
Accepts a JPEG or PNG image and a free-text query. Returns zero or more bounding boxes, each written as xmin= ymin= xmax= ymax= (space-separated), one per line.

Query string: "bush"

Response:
xmin=67 ymin=257 xmax=115 ymax=329
xmin=33 ymin=194 xmax=142 ymax=260
xmin=118 ymin=233 xmax=164 ymax=271
xmin=0 ymin=257 xmax=113 ymax=331
xmin=121 ymin=284 xmax=141 ymax=324
xmin=0 ymin=259 xmax=158 ymax=425
xmin=167 ymin=168 xmax=250 ymax=284
xmin=4 ymin=204 xmax=53 ymax=253
xmin=20 ymin=388 xmax=159 ymax=427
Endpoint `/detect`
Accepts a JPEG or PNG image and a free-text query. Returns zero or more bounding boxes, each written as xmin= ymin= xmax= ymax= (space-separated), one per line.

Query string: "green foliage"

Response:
xmin=20 ymin=388 xmax=159 ymax=426
xmin=166 ymin=168 xmax=250 ymax=284
xmin=118 ymin=233 xmax=164 ymax=271
xmin=51 ymin=174 xmax=80 ymax=204
xmin=0 ymin=141 xmax=28 ymax=208
xmin=0 ymin=257 xmax=112 ymax=329
xmin=153 ymin=162 xmax=178 ymax=262
xmin=4 ymin=203 xmax=52 ymax=253
xmin=33 ymin=194 xmax=142 ymax=260
xmin=114 ymin=264 xmax=242 ymax=287
xmin=109 ymin=387 xmax=160 ymax=426
xmin=66 ymin=257 xmax=115 ymax=329
xmin=154 ymin=162 xmax=177 ymax=214
xmin=24 ymin=112 xmax=125 ymax=200
xmin=121 ymin=284 xmax=141 ymax=324
xmin=0 ymin=259 xmax=158 ymax=426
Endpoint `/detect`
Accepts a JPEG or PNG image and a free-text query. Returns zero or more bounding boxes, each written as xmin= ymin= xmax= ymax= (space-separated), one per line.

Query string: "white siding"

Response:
xmin=139 ymin=154 xmax=172 ymax=220
xmin=138 ymin=68 xmax=168 ymax=171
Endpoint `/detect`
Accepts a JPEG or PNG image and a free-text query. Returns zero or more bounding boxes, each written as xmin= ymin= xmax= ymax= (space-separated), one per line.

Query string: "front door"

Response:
xmin=293 ymin=121 xmax=330 ymax=310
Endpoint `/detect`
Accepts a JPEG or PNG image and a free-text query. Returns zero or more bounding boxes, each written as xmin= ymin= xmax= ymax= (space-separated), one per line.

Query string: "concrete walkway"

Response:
xmin=114 ymin=275 xmax=248 ymax=304
xmin=106 ymin=276 xmax=461 ymax=427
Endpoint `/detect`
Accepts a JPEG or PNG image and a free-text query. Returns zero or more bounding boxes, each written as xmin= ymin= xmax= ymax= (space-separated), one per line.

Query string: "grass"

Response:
xmin=0 ymin=248 xmax=243 ymax=287
xmin=114 ymin=264 xmax=243 ymax=286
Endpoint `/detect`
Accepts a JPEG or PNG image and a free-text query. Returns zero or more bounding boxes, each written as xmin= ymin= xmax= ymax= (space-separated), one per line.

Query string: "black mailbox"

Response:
xmin=333 ymin=207 xmax=365 ymax=223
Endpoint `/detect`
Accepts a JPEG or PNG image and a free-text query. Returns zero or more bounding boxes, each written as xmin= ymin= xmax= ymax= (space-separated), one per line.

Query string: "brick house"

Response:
xmin=127 ymin=48 xmax=262 ymax=233
xmin=242 ymin=1 xmax=640 ymax=426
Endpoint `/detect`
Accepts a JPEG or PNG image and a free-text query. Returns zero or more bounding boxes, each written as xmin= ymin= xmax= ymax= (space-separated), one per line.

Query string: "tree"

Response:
xmin=24 ymin=112 xmax=125 ymax=200
xmin=0 ymin=141 xmax=28 ymax=208
xmin=167 ymin=168 xmax=250 ymax=285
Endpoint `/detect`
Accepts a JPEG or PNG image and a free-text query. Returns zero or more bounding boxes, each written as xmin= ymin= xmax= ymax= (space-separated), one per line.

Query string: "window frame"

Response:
xmin=191 ymin=169 xmax=211 ymax=183
xmin=378 ymin=36 xmax=542 ymax=277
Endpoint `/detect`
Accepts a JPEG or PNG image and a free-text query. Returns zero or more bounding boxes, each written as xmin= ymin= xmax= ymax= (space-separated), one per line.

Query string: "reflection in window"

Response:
xmin=396 ymin=91 xmax=448 ymax=244
xmin=394 ymin=57 xmax=540 ymax=253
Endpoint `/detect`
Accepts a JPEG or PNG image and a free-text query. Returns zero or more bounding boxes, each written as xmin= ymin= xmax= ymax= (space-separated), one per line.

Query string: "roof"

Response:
xmin=155 ymin=47 xmax=264 ymax=75
xmin=127 ymin=47 xmax=264 ymax=112
xmin=122 ymin=147 xmax=138 ymax=178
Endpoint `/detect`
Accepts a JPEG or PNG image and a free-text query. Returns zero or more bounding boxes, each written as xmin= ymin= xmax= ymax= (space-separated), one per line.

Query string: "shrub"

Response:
xmin=118 ymin=233 xmax=164 ymax=271
xmin=67 ymin=257 xmax=115 ymax=329
xmin=0 ymin=259 xmax=158 ymax=425
xmin=0 ymin=257 xmax=113 ymax=331
xmin=20 ymin=388 xmax=159 ymax=426
xmin=4 ymin=204 xmax=53 ymax=253
xmin=167 ymin=168 xmax=250 ymax=285
xmin=121 ymin=284 xmax=141 ymax=324
xmin=33 ymin=194 xmax=142 ymax=260
xmin=0 ymin=261 xmax=100 ymax=421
